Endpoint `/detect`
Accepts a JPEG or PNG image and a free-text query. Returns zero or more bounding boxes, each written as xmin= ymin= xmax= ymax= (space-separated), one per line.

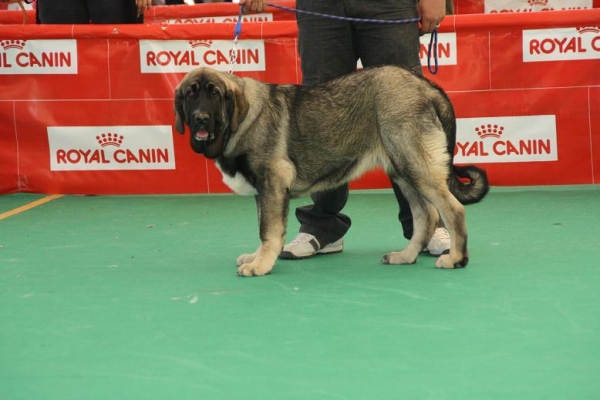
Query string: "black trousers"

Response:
xmin=295 ymin=0 xmax=421 ymax=245
xmin=37 ymin=0 xmax=141 ymax=24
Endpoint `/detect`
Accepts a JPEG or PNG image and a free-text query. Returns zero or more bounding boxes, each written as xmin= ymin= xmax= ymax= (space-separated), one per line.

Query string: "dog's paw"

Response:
xmin=236 ymin=253 xmax=256 ymax=266
xmin=435 ymin=254 xmax=468 ymax=269
xmin=237 ymin=262 xmax=273 ymax=277
xmin=382 ymin=251 xmax=417 ymax=265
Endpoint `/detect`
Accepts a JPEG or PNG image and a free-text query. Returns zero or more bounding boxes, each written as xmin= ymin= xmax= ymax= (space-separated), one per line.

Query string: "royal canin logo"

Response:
xmin=486 ymin=0 xmax=593 ymax=13
xmin=167 ymin=13 xmax=273 ymax=24
xmin=48 ymin=126 xmax=175 ymax=171
xmin=0 ymin=38 xmax=78 ymax=75
xmin=139 ymin=38 xmax=266 ymax=73
xmin=454 ymin=116 xmax=557 ymax=164
xmin=523 ymin=26 xmax=600 ymax=62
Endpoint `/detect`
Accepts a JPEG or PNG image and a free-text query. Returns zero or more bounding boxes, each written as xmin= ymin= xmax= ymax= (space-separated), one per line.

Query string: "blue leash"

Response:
xmin=267 ymin=3 xmax=422 ymax=25
xmin=233 ymin=6 xmax=244 ymax=39
xmin=232 ymin=4 xmax=439 ymax=74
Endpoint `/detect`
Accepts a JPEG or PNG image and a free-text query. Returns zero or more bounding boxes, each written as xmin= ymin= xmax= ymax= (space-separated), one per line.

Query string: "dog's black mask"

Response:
xmin=174 ymin=69 xmax=247 ymax=159
xmin=176 ymin=79 xmax=226 ymax=158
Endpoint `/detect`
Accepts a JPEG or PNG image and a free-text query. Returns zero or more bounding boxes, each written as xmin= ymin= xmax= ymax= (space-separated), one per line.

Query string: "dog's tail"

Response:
xmin=428 ymin=82 xmax=490 ymax=205
xmin=449 ymin=165 xmax=490 ymax=205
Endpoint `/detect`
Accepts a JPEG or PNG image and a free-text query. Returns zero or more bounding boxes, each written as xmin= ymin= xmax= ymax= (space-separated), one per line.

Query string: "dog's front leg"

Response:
xmin=236 ymin=195 xmax=262 ymax=266
xmin=237 ymin=187 xmax=290 ymax=277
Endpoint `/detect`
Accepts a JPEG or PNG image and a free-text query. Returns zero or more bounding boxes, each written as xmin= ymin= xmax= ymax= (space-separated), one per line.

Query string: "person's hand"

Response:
xmin=136 ymin=0 xmax=152 ymax=17
xmin=417 ymin=0 xmax=446 ymax=35
xmin=238 ymin=0 xmax=268 ymax=13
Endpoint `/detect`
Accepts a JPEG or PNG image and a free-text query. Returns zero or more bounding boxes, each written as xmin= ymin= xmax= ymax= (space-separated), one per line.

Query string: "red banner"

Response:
xmin=0 ymin=101 xmax=18 ymax=193
xmin=0 ymin=6 xmax=599 ymax=194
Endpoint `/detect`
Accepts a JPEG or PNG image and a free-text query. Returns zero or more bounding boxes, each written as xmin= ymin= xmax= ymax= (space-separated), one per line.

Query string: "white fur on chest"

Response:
xmin=215 ymin=164 xmax=258 ymax=195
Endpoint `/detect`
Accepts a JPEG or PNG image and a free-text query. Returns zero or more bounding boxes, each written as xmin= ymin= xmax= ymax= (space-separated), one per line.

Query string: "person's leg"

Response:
xmin=297 ymin=1 xmax=357 ymax=86
xmin=348 ymin=0 xmax=422 ymax=240
xmin=295 ymin=186 xmax=351 ymax=246
xmin=291 ymin=0 xmax=357 ymax=247
xmin=37 ymin=0 xmax=90 ymax=23
xmin=87 ymin=0 xmax=140 ymax=23
xmin=350 ymin=0 xmax=421 ymax=71
xmin=392 ymin=182 xmax=414 ymax=240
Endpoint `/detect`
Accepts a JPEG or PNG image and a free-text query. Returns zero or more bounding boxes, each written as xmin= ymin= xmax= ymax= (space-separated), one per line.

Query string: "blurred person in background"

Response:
xmin=37 ymin=0 xmax=152 ymax=23
xmin=164 ymin=0 xmax=231 ymax=4
xmin=0 ymin=0 xmax=35 ymax=11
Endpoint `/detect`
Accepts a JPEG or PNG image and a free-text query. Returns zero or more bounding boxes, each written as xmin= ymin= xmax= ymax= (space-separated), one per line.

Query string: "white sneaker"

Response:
xmin=279 ymin=233 xmax=344 ymax=259
xmin=424 ymin=227 xmax=451 ymax=256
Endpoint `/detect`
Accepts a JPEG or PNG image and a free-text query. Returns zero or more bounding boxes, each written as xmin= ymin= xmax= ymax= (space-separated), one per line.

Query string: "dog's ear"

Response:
xmin=174 ymin=83 xmax=186 ymax=134
xmin=225 ymin=85 xmax=248 ymax=132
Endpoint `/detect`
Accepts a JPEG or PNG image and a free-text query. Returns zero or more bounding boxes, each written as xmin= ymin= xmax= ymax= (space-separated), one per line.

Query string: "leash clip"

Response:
xmin=229 ymin=6 xmax=244 ymax=74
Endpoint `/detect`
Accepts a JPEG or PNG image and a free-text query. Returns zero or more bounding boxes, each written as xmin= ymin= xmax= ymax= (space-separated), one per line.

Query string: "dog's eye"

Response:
xmin=186 ymin=85 xmax=199 ymax=98
xmin=210 ymin=87 xmax=220 ymax=97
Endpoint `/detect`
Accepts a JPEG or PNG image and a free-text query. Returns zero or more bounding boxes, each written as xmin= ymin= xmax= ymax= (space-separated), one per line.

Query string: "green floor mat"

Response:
xmin=1 ymin=186 xmax=599 ymax=399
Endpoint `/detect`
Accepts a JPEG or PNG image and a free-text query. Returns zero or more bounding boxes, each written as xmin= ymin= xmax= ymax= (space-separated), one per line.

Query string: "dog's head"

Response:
xmin=174 ymin=67 xmax=248 ymax=159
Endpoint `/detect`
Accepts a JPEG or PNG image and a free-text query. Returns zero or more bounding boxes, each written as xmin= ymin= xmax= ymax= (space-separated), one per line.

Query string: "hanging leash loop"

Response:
xmin=427 ymin=27 xmax=439 ymax=74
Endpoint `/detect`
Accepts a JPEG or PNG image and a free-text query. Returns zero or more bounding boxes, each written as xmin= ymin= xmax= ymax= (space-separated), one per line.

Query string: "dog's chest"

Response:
xmin=215 ymin=161 xmax=258 ymax=196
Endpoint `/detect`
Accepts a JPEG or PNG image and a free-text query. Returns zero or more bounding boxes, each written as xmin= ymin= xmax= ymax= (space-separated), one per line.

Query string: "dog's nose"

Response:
xmin=195 ymin=113 xmax=210 ymax=125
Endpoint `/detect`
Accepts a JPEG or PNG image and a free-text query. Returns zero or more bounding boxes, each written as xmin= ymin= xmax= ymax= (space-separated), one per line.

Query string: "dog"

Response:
xmin=174 ymin=66 xmax=489 ymax=277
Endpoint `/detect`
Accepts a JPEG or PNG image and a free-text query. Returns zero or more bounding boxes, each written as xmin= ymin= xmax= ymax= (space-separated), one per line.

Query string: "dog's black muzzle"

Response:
xmin=188 ymin=111 xmax=224 ymax=155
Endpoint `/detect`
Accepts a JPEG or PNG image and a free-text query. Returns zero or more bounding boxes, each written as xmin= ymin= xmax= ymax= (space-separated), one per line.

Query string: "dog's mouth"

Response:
xmin=194 ymin=129 xmax=213 ymax=142
xmin=189 ymin=124 xmax=226 ymax=158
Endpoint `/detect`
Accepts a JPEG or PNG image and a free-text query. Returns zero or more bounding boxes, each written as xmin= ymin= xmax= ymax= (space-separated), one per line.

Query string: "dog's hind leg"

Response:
xmin=428 ymin=190 xmax=468 ymax=269
xmin=380 ymin=124 xmax=468 ymax=268
xmin=408 ymin=178 xmax=468 ymax=269
xmin=382 ymin=176 xmax=438 ymax=265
